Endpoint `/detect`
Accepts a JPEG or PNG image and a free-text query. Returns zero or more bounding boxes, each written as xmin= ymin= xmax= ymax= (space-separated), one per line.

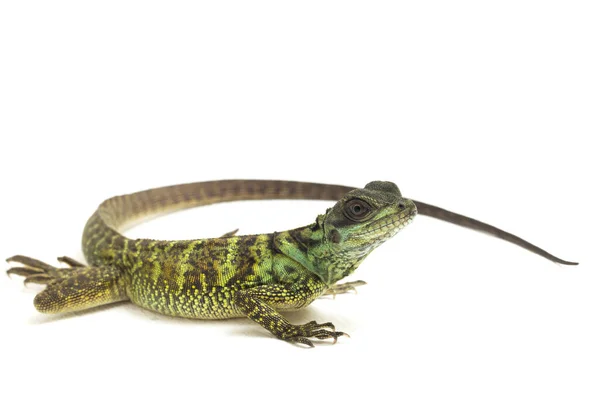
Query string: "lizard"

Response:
xmin=6 ymin=180 xmax=577 ymax=346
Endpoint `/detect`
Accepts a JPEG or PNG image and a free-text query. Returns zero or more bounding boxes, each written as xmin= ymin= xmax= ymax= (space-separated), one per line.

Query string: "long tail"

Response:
xmin=411 ymin=201 xmax=577 ymax=265
xmin=82 ymin=180 xmax=352 ymax=265
xmin=82 ymin=180 xmax=577 ymax=266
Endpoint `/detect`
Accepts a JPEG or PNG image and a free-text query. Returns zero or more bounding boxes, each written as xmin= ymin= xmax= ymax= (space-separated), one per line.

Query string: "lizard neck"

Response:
xmin=273 ymin=223 xmax=367 ymax=286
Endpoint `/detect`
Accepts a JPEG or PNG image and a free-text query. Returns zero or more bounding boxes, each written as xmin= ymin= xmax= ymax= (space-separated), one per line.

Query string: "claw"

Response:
xmin=332 ymin=332 xmax=350 ymax=344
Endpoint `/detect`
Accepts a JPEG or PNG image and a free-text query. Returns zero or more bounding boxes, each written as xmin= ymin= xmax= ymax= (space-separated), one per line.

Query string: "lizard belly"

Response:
xmin=127 ymin=281 xmax=246 ymax=320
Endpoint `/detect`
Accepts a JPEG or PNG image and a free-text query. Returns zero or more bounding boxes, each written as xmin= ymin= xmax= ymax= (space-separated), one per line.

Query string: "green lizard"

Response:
xmin=7 ymin=180 xmax=576 ymax=346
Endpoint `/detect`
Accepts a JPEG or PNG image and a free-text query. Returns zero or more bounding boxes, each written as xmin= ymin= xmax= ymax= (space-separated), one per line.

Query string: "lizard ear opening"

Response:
xmin=329 ymin=229 xmax=342 ymax=244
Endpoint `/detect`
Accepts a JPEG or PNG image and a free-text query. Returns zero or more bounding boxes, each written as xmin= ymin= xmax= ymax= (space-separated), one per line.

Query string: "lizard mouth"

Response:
xmin=355 ymin=208 xmax=416 ymax=239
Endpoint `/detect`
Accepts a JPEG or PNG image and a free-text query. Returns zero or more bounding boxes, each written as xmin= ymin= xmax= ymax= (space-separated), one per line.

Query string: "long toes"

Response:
xmin=323 ymin=280 xmax=368 ymax=297
xmin=285 ymin=321 xmax=346 ymax=346
xmin=310 ymin=322 xmax=335 ymax=331
xmin=314 ymin=331 xmax=348 ymax=343
xmin=288 ymin=337 xmax=315 ymax=347
xmin=24 ymin=274 xmax=53 ymax=285
xmin=7 ymin=266 xmax=46 ymax=277
xmin=302 ymin=321 xmax=334 ymax=331
xmin=287 ymin=329 xmax=347 ymax=346
xmin=310 ymin=329 xmax=339 ymax=339
xmin=57 ymin=256 xmax=86 ymax=268
xmin=6 ymin=255 xmax=56 ymax=272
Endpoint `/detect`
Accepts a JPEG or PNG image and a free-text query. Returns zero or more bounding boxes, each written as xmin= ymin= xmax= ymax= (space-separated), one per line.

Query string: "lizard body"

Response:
xmin=7 ymin=180 xmax=576 ymax=346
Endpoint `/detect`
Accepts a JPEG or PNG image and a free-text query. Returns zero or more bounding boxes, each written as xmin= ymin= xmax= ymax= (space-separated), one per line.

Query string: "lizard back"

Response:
xmin=81 ymin=180 xmax=351 ymax=318
xmin=82 ymin=180 xmax=352 ymax=266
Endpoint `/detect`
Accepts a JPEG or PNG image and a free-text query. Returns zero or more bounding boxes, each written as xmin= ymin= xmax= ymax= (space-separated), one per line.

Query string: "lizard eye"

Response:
xmin=344 ymin=199 xmax=372 ymax=221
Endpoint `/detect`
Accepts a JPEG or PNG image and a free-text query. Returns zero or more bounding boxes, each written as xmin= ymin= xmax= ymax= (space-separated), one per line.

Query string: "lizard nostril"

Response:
xmin=398 ymin=201 xmax=406 ymax=209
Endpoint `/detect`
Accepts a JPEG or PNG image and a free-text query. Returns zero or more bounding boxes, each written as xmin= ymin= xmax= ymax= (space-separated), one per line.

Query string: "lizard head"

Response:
xmin=307 ymin=181 xmax=417 ymax=284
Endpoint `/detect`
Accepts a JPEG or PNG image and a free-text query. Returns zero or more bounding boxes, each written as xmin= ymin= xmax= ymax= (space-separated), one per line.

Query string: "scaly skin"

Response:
xmin=7 ymin=180 xmax=576 ymax=346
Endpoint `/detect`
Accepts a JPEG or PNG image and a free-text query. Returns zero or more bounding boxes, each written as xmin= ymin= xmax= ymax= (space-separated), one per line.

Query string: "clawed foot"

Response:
xmin=323 ymin=280 xmax=367 ymax=298
xmin=6 ymin=255 xmax=84 ymax=285
xmin=281 ymin=321 xmax=349 ymax=347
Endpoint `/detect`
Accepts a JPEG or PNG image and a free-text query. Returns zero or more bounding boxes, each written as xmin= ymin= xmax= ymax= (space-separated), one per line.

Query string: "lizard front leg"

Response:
xmin=234 ymin=284 xmax=347 ymax=347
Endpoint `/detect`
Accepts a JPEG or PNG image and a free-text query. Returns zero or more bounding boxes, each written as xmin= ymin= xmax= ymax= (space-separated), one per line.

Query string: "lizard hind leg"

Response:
xmin=6 ymin=255 xmax=128 ymax=314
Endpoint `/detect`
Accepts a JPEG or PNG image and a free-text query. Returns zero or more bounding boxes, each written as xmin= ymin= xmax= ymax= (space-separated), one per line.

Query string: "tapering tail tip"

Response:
xmin=549 ymin=254 xmax=578 ymax=265
xmin=558 ymin=259 xmax=579 ymax=266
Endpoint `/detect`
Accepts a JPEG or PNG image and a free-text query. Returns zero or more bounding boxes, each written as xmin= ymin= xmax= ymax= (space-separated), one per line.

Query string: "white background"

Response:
xmin=0 ymin=1 xmax=598 ymax=399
